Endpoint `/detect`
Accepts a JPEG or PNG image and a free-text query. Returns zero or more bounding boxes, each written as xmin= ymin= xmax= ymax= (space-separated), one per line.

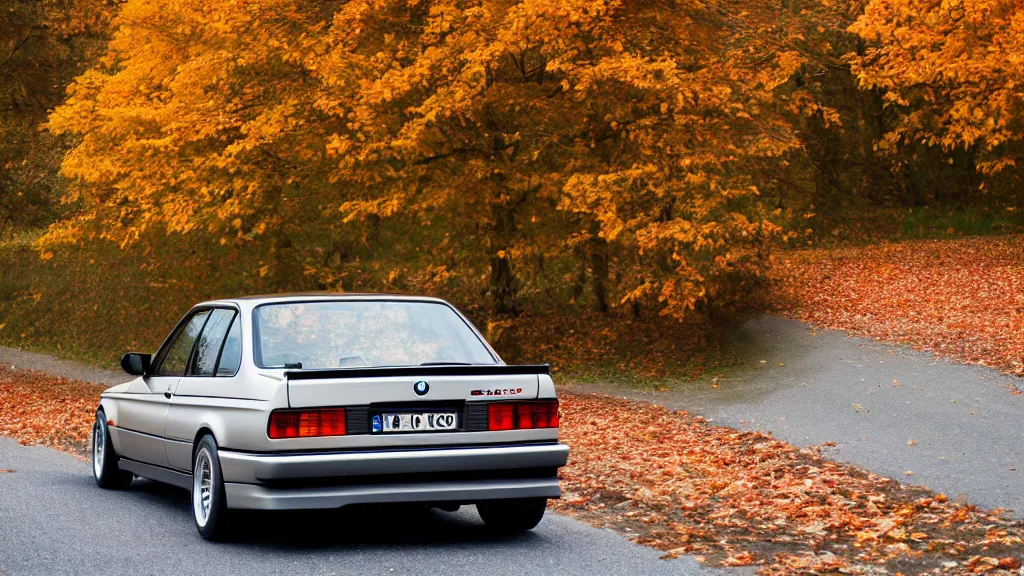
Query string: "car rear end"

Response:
xmin=217 ymin=365 xmax=568 ymax=511
xmin=216 ymin=297 xmax=568 ymax=528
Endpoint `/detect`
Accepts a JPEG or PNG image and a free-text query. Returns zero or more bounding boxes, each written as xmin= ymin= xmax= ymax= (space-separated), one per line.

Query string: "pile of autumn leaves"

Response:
xmin=772 ymin=236 xmax=1024 ymax=378
xmin=0 ymin=365 xmax=97 ymax=456
xmin=2 ymin=364 xmax=1021 ymax=575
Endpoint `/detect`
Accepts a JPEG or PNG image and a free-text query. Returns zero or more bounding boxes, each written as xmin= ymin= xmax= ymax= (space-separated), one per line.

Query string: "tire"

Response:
xmin=192 ymin=435 xmax=233 ymax=541
xmin=92 ymin=410 xmax=134 ymax=489
xmin=476 ymin=498 xmax=547 ymax=533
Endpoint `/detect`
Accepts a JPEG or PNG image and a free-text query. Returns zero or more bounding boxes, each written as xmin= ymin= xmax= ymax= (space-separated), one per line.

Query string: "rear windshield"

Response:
xmin=254 ymin=300 xmax=496 ymax=369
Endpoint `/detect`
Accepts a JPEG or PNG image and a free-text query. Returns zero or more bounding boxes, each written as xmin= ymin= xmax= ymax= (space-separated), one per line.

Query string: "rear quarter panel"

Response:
xmin=163 ymin=369 xmax=287 ymax=470
xmin=99 ymin=381 xmax=135 ymax=454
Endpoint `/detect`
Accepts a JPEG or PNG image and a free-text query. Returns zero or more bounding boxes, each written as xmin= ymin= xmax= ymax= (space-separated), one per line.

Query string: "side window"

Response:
xmin=216 ymin=316 xmax=242 ymax=377
xmin=190 ymin=309 xmax=236 ymax=377
xmin=155 ymin=311 xmax=210 ymax=376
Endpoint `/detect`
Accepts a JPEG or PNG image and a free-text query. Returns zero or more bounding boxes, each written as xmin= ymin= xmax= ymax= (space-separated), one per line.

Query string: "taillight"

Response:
xmin=487 ymin=400 xmax=559 ymax=431
xmin=488 ymin=403 xmax=515 ymax=431
xmin=268 ymin=408 xmax=346 ymax=439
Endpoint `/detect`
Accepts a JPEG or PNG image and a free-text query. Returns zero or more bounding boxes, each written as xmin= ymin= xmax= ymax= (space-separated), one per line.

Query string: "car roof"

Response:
xmin=196 ymin=292 xmax=450 ymax=309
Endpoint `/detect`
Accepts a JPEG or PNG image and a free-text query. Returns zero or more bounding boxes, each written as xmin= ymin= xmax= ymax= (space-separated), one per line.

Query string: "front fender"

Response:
xmin=98 ymin=395 xmax=122 ymax=454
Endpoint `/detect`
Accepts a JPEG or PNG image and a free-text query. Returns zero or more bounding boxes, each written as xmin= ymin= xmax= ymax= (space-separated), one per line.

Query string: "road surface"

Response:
xmin=572 ymin=316 xmax=1024 ymax=513
xmin=0 ymin=437 xmax=716 ymax=576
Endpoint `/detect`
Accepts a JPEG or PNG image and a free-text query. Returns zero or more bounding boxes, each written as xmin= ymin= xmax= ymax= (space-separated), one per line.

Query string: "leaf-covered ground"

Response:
xmin=0 ymin=365 xmax=99 ymax=457
xmin=4 ymin=365 xmax=1022 ymax=574
xmin=555 ymin=394 xmax=1024 ymax=575
xmin=771 ymin=235 xmax=1024 ymax=377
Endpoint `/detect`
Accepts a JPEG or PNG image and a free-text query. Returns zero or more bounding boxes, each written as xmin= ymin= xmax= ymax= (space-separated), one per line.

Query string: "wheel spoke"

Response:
xmin=193 ymin=450 xmax=216 ymax=527
xmin=93 ymin=422 xmax=105 ymax=477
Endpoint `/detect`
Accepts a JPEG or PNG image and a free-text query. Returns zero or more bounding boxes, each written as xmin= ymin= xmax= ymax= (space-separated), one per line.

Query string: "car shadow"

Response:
xmin=128 ymin=478 xmax=541 ymax=549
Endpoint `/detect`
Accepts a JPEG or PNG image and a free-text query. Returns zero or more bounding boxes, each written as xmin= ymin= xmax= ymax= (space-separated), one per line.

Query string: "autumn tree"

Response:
xmin=46 ymin=0 xmax=345 ymax=288
xmin=47 ymin=0 xmax=798 ymax=320
xmin=315 ymin=0 xmax=795 ymax=318
xmin=850 ymin=0 xmax=1024 ymax=203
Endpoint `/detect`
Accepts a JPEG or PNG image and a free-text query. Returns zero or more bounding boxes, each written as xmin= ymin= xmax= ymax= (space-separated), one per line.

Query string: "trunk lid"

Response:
xmin=284 ymin=365 xmax=547 ymax=408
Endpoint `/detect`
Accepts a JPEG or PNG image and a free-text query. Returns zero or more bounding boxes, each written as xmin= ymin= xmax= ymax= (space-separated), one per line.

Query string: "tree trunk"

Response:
xmin=267 ymin=229 xmax=295 ymax=292
xmin=590 ymin=235 xmax=610 ymax=313
xmin=484 ymin=183 xmax=533 ymax=315
xmin=487 ymin=200 xmax=518 ymax=315
xmin=488 ymin=252 xmax=518 ymax=314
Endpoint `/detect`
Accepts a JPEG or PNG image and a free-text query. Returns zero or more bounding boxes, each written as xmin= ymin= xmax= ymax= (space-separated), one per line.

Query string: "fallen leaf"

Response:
xmin=997 ymin=557 xmax=1020 ymax=569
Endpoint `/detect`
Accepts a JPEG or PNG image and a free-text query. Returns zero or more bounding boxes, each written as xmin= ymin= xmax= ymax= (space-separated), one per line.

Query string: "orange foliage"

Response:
xmin=772 ymin=236 xmax=1024 ymax=376
xmin=44 ymin=0 xmax=795 ymax=319
xmin=851 ymin=0 xmax=1024 ymax=178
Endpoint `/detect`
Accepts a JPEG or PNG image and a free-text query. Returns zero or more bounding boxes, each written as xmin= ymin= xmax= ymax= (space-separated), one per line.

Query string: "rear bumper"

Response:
xmin=218 ymin=443 xmax=569 ymax=510
xmin=225 ymin=476 xmax=561 ymax=510
xmin=218 ymin=443 xmax=570 ymax=484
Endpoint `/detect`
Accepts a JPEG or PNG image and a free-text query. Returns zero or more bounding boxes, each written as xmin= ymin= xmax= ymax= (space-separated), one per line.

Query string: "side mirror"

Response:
xmin=121 ymin=352 xmax=152 ymax=376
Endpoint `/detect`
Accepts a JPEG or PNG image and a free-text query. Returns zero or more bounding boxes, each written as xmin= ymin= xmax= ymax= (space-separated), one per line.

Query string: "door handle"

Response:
xmin=164 ymin=391 xmax=172 ymax=399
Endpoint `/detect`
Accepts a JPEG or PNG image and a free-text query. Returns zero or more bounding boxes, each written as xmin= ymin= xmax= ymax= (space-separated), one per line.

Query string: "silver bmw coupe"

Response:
xmin=92 ymin=294 xmax=568 ymax=540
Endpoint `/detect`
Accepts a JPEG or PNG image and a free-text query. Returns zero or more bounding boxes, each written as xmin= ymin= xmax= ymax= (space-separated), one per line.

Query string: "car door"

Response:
xmin=164 ymin=308 xmax=244 ymax=471
xmin=116 ymin=309 xmax=211 ymax=467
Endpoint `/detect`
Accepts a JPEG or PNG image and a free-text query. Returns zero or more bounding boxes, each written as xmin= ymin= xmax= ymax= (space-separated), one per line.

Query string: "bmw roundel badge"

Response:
xmin=413 ymin=380 xmax=429 ymax=396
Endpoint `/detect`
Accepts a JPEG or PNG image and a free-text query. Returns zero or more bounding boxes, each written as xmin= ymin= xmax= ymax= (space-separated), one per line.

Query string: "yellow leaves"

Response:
xmin=39 ymin=0 xmax=790 ymax=321
xmin=619 ymin=281 xmax=654 ymax=307
xmin=338 ymin=195 xmax=406 ymax=223
xmin=851 ymin=0 xmax=1024 ymax=172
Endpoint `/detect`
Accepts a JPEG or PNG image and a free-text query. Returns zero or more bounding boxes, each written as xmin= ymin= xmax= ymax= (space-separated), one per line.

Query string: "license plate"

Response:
xmin=376 ymin=412 xmax=458 ymax=433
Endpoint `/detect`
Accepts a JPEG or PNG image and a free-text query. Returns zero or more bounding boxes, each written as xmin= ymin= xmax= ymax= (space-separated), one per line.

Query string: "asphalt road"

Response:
xmin=574 ymin=316 xmax=1024 ymax=513
xmin=0 ymin=437 xmax=717 ymax=576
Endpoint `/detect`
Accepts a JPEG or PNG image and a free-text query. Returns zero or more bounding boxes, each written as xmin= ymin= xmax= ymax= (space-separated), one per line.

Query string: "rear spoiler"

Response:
xmin=284 ymin=364 xmax=551 ymax=381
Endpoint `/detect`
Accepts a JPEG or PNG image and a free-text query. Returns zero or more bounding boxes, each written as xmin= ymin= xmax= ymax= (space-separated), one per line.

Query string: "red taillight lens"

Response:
xmin=268 ymin=411 xmax=299 ymax=439
xmin=488 ymin=403 xmax=515 ymax=431
xmin=516 ymin=401 xmax=559 ymax=429
xmin=488 ymin=401 xmax=559 ymax=431
xmin=268 ymin=408 xmax=346 ymax=439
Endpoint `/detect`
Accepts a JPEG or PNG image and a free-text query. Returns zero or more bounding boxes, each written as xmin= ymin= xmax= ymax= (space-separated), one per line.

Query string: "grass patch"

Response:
xmin=800 ymin=203 xmax=1024 ymax=248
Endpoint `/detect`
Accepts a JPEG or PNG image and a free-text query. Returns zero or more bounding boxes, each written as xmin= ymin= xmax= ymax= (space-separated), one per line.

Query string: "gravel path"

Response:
xmin=569 ymin=316 xmax=1024 ymax=513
